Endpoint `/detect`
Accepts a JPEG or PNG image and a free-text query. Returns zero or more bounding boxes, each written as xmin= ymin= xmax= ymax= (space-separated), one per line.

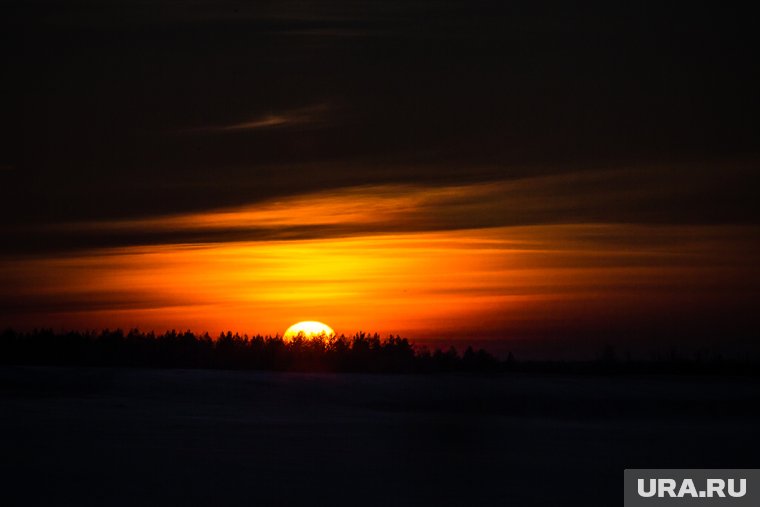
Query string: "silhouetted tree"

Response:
xmin=0 ymin=328 xmax=755 ymax=375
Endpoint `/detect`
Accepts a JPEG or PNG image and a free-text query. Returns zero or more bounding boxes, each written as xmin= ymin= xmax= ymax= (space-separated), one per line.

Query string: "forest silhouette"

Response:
xmin=1 ymin=328 xmax=755 ymax=375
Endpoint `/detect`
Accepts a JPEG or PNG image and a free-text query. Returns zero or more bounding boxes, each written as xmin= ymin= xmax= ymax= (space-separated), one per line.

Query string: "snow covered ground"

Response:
xmin=1 ymin=367 xmax=758 ymax=506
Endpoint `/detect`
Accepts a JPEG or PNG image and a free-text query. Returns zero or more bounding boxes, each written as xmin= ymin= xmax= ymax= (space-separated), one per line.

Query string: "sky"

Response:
xmin=1 ymin=1 xmax=758 ymax=357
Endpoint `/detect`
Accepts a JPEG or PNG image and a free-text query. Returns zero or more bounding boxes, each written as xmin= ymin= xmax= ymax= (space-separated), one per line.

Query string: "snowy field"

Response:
xmin=1 ymin=367 xmax=758 ymax=506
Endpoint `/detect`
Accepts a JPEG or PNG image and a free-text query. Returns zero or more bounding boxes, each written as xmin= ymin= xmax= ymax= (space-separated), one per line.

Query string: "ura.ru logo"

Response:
xmin=638 ymin=478 xmax=746 ymax=498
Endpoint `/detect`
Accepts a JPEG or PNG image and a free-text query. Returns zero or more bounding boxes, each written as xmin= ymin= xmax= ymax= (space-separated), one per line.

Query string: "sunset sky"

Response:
xmin=1 ymin=1 xmax=758 ymax=357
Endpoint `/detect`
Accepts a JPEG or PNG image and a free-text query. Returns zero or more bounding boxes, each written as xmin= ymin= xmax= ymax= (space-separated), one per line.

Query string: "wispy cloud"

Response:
xmin=28 ymin=180 xmax=528 ymax=251
xmin=5 ymin=164 xmax=757 ymax=254
xmin=188 ymin=103 xmax=331 ymax=133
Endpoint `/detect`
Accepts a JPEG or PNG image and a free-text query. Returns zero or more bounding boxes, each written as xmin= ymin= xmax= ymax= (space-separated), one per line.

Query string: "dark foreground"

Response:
xmin=1 ymin=367 xmax=758 ymax=506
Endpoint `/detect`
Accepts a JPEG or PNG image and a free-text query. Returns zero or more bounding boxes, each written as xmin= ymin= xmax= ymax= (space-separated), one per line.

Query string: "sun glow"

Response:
xmin=1 ymin=181 xmax=755 ymax=345
xmin=283 ymin=321 xmax=335 ymax=341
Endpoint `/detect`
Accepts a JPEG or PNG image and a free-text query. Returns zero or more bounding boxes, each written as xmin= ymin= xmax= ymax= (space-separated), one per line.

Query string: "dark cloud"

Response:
xmin=1 ymin=0 xmax=758 ymax=244
xmin=0 ymin=290 xmax=182 ymax=315
xmin=2 ymin=163 xmax=758 ymax=255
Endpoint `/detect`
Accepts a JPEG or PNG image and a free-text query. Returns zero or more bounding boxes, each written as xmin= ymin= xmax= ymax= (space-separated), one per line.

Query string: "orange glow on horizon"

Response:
xmin=2 ymin=224 xmax=755 ymax=339
xmin=1 ymin=182 xmax=757 ymax=343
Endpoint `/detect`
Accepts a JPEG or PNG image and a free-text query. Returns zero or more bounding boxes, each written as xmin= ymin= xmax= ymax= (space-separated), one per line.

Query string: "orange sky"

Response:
xmin=1 ymin=181 xmax=757 ymax=354
xmin=4 ymin=2 xmax=759 ymax=359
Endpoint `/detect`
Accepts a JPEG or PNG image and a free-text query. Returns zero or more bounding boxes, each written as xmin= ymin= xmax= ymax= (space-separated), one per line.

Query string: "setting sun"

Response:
xmin=283 ymin=321 xmax=335 ymax=341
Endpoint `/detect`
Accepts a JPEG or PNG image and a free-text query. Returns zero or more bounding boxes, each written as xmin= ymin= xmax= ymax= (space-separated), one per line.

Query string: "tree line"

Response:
xmin=0 ymin=328 xmax=502 ymax=373
xmin=1 ymin=328 xmax=755 ymax=375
